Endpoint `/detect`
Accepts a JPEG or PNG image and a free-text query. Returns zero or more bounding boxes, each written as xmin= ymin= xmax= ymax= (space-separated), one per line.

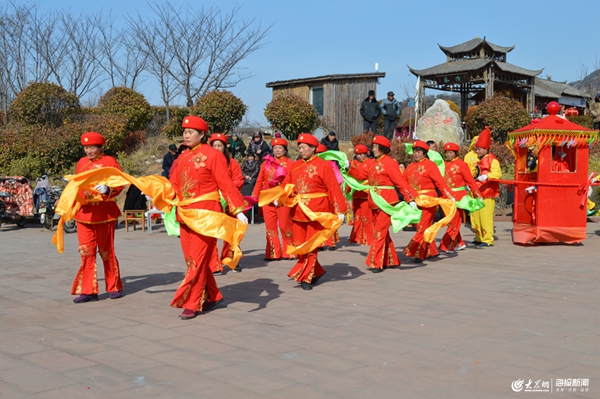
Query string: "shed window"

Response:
xmin=311 ymin=87 xmax=324 ymax=116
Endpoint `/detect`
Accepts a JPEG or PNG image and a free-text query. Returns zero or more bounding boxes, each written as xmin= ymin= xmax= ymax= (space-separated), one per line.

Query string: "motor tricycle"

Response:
xmin=0 ymin=177 xmax=31 ymax=230
xmin=33 ymin=175 xmax=77 ymax=233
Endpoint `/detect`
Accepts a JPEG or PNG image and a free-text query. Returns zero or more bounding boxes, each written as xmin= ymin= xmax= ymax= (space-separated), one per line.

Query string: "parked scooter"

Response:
xmin=33 ymin=175 xmax=77 ymax=233
xmin=0 ymin=177 xmax=28 ymax=230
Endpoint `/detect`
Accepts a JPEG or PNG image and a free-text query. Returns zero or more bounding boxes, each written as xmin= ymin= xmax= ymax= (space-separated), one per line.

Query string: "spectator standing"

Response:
xmin=380 ymin=91 xmax=400 ymax=139
xmin=247 ymin=131 xmax=270 ymax=163
xmin=162 ymin=144 xmax=178 ymax=177
xmin=320 ymin=131 xmax=340 ymax=151
xmin=360 ymin=90 xmax=381 ymax=133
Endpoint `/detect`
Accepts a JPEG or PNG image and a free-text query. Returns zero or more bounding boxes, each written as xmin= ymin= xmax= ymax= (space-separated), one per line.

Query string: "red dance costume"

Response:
xmin=439 ymin=158 xmax=481 ymax=252
xmin=366 ymin=154 xmax=418 ymax=269
xmin=169 ymin=143 xmax=245 ymax=312
xmin=252 ymin=156 xmax=295 ymax=260
xmin=403 ymin=158 xmax=453 ymax=259
xmin=347 ymin=157 xmax=375 ymax=245
xmin=283 ymin=156 xmax=347 ymax=283
xmin=72 ymin=155 xmax=124 ymax=296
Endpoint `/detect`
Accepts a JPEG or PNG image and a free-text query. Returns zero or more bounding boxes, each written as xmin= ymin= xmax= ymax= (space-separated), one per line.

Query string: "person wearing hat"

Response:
xmin=366 ymin=136 xmax=419 ymax=272
xmin=162 ymin=144 xmax=179 ymax=177
xmin=227 ymin=132 xmax=247 ymax=160
xmin=347 ymin=144 xmax=375 ymax=245
xmin=252 ymin=137 xmax=295 ymax=261
xmin=403 ymin=140 xmax=455 ymax=263
xmin=270 ymin=133 xmax=347 ymax=289
xmin=380 ymin=91 xmax=401 ymax=140
xmin=169 ymin=116 xmax=248 ymax=319
xmin=464 ymin=135 xmax=480 ymax=176
xmin=360 ymin=90 xmax=381 ymax=134
xmin=247 ymin=131 xmax=270 ymax=163
xmin=470 ymin=127 xmax=502 ymax=247
xmin=71 ymin=132 xmax=125 ymax=303
xmin=439 ymin=142 xmax=482 ymax=253
xmin=210 ymin=133 xmax=245 ymax=274
xmin=320 ymin=131 xmax=339 ymax=151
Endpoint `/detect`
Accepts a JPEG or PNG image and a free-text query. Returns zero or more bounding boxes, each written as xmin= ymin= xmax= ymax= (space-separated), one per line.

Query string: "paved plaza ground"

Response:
xmin=0 ymin=218 xmax=598 ymax=398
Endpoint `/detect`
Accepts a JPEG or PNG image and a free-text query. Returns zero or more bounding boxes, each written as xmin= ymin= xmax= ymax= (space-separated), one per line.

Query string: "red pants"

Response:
xmin=288 ymin=220 xmax=325 ymax=283
xmin=365 ymin=209 xmax=399 ymax=269
xmin=209 ymin=241 xmax=234 ymax=273
xmin=171 ymin=224 xmax=223 ymax=311
xmin=72 ymin=220 xmax=122 ymax=295
xmin=263 ymin=204 xmax=295 ymax=259
xmin=403 ymin=206 xmax=439 ymax=259
xmin=440 ymin=209 xmax=465 ymax=252
xmin=349 ymin=197 xmax=373 ymax=245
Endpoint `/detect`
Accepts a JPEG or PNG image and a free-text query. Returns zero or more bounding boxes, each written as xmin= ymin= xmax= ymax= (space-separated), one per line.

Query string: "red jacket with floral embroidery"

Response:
xmin=252 ymin=156 xmax=294 ymax=197
xmin=347 ymin=158 xmax=375 ymax=199
xmin=444 ymin=158 xmax=481 ymax=200
xmin=170 ymin=144 xmax=245 ymax=216
xmin=404 ymin=158 xmax=453 ymax=198
xmin=75 ymin=154 xmax=124 ymax=223
xmin=281 ymin=155 xmax=347 ymax=222
xmin=367 ymin=154 xmax=418 ymax=209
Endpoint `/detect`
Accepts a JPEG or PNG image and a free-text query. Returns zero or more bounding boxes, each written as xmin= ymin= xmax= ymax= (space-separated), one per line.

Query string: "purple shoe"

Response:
xmin=73 ymin=294 xmax=99 ymax=303
xmin=109 ymin=290 xmax=122 ymax=299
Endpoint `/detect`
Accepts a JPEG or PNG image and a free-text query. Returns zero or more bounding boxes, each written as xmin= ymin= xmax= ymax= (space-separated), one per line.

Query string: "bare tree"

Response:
xmin=576 ymin=55 xmax=600 ymax=108
xmin=129 ymin=2 xmax=270 ymax=107
xmin=98 ymin=12 xmax=147 ymax=90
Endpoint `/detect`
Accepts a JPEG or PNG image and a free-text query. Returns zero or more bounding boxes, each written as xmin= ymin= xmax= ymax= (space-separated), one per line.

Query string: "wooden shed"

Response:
xmin=266 ymin=72 xmax=385 ymax=141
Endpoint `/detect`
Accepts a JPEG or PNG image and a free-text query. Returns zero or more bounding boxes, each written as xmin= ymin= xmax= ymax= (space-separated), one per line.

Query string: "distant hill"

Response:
xmin=569 ymin=69 xmax=600 ymax=95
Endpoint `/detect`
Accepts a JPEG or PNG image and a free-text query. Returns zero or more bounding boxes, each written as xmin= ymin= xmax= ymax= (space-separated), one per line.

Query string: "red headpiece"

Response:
xmin=413 ymin=140 xmax=429 ymax=151
xmin=354 ymin=144 xmax=369 ymax=154
xmin=372 ymin=135 xmax=391 ymax=149
xmin=317 ymin=144 xmax=327 ymax=153
xmin=81 ymin=132 xmax=105 ymax=146
xmin=209 ymin=133 xmax=226 ymax=144
xmin=297 ymin=133 xmax=319 ymax=147
xmin=476 ymin=126 xmax=491 ymax=149
xmin=181 ymin=115 xmax=209 ymax=132
xmin=443 ymin=142 xmax=460 ymax=152
xmin=272 ymin=138 xmax=288 ymax=147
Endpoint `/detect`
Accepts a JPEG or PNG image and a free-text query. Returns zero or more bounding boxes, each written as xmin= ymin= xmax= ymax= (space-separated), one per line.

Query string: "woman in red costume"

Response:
xmin=403 ymin=140 xmax=454 ymax=263
xmin=316 ymin=143 xmax=342 ymax=251
xmin=71 ymin=132 xmax=125 ymax=303
xmin=169 ymin=116 xmax=248 ymax=320
xmin=252 ymin=138 xmax=295 ymax=260
xmin=366 ymin=136 xmax=418 ymax=272
xmin=210 ymin=133 xmax=244 ymax=274
xmin=348 ymin=144 xmax=375 ymax=245
xmin=280 ymin=134 xmax=347 ymax=290
xmin=439 ymin=142 xmax=482 ymax=253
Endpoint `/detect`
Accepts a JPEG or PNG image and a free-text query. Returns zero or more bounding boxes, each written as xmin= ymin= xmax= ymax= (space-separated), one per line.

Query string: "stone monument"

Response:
xmin=415 ymin=99 xmax=463 ymax=143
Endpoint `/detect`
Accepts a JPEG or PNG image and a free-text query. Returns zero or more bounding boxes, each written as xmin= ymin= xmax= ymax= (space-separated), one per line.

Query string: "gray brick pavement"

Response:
xmin=0 ymin=220 xmax=598 ymax=398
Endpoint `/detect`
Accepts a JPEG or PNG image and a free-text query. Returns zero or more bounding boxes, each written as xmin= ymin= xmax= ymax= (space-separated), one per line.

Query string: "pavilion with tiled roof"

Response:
xmin=408 ymin=37 xmax=544 ymax=117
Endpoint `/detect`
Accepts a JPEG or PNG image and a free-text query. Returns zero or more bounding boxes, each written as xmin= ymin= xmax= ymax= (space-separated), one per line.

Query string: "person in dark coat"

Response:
xmin=228 ymin=133 xmax=247 ymax=160
xmin=320 ymin=131 xmax=339 ymax=151
xmin=360 ymin=90 xmax=381 ymax=133
xmin=247 ymin=131 xmax=270 ymax=163
xmin=241 ymin=154 xmax=260 ymax=187
xmin=162 ymin=144 xmax=178 ymax=177
xmin=380 ymin=91 xmax=401 ymax=140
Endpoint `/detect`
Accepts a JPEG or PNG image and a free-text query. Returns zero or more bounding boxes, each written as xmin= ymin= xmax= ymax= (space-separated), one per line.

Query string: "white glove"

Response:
xmin=94 ymin=184 xmax=109 ymax=194
xmin=236 ymin=212 xmax=248 ymax=224
xmin=409 ymin=201 xmax=418 ymax=208
xmin=344 ymin=159 xmax=350 ymax=170
xmin=338 ymin=214 xmax=345 ymax=223
xmin=588 ymin=187 xmax=593 ymax=198
xmin=476 ymin=174 xmax=488 ymax=182
xmin=273 ymin=200 xmax=279 ymax=207
xmin=525 ymin=186 xmax=537 ymax=194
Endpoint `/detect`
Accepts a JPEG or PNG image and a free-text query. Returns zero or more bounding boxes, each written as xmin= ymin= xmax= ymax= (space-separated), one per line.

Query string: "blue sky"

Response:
xmin=37 ymin=0 xmax=600 ymax=124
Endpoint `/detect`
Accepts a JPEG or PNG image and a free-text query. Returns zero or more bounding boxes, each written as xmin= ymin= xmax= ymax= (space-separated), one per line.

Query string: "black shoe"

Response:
xmin=203 ymin=298 xmax=223 ymax=312
xmin=471 ymin=240 xmax=481 ymax=245
xmin=311 ymin=271 xmax=326 ymax=285
xmin=371 ymin=268 xmax=383 ymax=273
xmin=318 ymin=247 xmax=326 ymax=252
xmin=300 ymin=282 xmax=313 ymax=290
xmin=328 ymin=246 xmax=336 ymax=251
xmin=213 ymin=271 xmax=223 ymax=276
xmin=414 ymin=258 xmax=423 ymax=264
xmin=232 ymin=266 xmax=242 ymax=273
